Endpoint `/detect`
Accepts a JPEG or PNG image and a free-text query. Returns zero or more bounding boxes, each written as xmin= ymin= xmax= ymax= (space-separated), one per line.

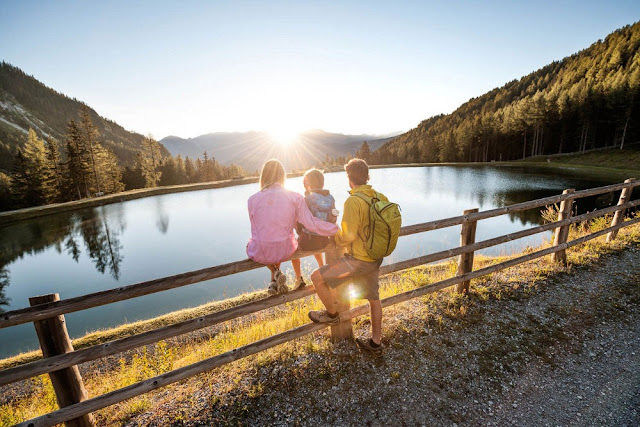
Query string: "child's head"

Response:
xmin=303 ymin=168 xmax=324 ymax=191
xmin=260 ymin=159 xmax=286 ymax=190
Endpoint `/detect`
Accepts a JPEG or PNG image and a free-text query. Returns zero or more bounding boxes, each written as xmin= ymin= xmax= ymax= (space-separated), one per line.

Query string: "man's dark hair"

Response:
xmin=344 ymin=158 xmax=369 ymax=186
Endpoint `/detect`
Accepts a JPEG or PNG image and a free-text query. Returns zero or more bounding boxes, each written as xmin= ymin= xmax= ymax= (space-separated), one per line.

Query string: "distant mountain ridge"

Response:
xmin=160 ymin=130 xmax=398 ymax=171
xmin=0 ymin=62 xmax=156 ymax=172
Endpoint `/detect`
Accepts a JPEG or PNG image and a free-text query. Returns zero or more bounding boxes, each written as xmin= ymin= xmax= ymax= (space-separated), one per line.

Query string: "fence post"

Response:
xmin=551 ymin=189 xmax=575 ymax=265
xmin=324 ymin=244 xmax=353 ymax=342
xmin=30 ymin=294 xmax=95 ymax=427
xmin=606 ymin=178 xmax=635 ymax=242
xmin=456 ymin=208 xmax=479 ymax=294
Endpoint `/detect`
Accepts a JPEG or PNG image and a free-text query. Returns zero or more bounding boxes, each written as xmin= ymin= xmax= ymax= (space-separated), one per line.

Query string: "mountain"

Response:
xmin=160 ymin=130 xmax=398 ymax=172
xmin=0 ymin=62 xmax=161 ymax=173
xmin=377 ymin=22 xmax=640 ymax=164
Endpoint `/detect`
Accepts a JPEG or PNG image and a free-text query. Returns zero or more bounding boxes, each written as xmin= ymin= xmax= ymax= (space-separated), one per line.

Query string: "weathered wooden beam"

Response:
xmin=552 ymin=189 xmax=575 ymax=265
xmin=29 ymin=294 xmax=94 ymax=427
xmin=607 ymin=178 xmax=635 ymax=242
xmin=455 ymin=208 xmax=479 ymax=293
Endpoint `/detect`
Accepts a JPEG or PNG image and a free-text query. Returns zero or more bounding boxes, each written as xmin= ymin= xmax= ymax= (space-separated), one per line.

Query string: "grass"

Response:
xmin=1 ymin=213 xmax=639 ymax=426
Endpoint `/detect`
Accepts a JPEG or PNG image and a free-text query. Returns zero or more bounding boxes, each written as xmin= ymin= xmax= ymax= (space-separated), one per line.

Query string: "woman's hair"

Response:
xmin=260 ymin=159 xmax=286 ymax=190
xmin=303 ymin=168 xmax=324 ymax=190
xmin=344 ymin=158 xmax=369 ymax=186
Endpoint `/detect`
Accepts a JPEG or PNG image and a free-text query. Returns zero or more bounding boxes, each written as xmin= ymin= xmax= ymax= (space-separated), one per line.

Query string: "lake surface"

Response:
xmin=0 ymin=165 xmax=620 ymax=358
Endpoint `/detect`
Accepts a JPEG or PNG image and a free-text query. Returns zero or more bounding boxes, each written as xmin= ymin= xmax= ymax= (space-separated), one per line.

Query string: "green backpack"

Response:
xmin=353 ymin=192 xmax=402 ymax=260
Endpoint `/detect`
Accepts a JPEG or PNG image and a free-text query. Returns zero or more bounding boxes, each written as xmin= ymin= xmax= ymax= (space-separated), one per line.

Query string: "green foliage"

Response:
xmin=378 ymin=22 xmax=640 ymax=164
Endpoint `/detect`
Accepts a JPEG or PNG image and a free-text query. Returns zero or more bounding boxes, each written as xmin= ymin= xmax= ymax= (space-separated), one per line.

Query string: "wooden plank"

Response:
xmin=29 ymin=294 xmax=94 ymax=427
xmin=399 ymin=179 xmax=639 ymax=237
xmin=325 ymin=246 xmax=353 ymax=342
xmin=552 ymin=189 xmax=575 ymax=265
xmin=0 ymin=287 xmax=316 ymax=386
xmin=606 ymin=178 xmax=635 ymax=242
xmin=5 ymin=198 xmax=640 ymax=386
xmin=455 ymin=208 xmax=479 ymax=293
xmin=18 ymin=215 xmax=640 ymax=427
xmin=382 ymin=198 xmax=640 ymax=275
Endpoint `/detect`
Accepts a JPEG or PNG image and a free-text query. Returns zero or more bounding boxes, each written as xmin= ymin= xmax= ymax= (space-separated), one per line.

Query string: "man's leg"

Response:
xmin=368 ymin=299 xmax=382 ymax=345
xmin=311 ymin=269 xmax=339 ymax=315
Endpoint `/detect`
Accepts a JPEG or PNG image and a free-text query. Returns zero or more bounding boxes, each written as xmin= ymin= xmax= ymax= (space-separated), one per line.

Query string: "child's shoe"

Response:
xmin=293 ymin=277 xmax=306 ymax=290
xmin=274 ymin=270 xmax=288 ymax=293
xmin=267 ymin=281 xmax=278 ymax=296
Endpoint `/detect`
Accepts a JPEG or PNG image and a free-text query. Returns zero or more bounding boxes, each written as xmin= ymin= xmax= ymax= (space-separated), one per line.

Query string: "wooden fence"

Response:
xmin=1 ymin=178 xmax=638 ymax=427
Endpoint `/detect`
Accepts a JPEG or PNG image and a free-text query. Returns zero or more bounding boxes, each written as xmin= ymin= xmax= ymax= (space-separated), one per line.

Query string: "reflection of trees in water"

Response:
xmin=155 ymin=198 xmax=169 ymax=234
xmin=75 ymin=210 xmax=123 ymax=280
xmin=0 ymin=266 xmax=10 ymax=312
xmin=0 ymin=205 xmax=126 ymax=288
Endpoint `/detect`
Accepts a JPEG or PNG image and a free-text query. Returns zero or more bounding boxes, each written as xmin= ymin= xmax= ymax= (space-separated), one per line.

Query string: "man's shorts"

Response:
xmin=317 ymin=254 xmax=383 ymax=300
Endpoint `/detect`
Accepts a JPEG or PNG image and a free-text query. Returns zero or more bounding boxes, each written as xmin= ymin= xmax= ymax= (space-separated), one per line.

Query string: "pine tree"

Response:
xmin=139 ymin=135 xmax=163 ymax=187
xmin=65 ymin=119 xmax=92 ymax=199
xmin=184 ymin=157 xmax=196 ymax=183
xmin=95 ymin=146 xmax=124 ymax=194
xmin=10 ymin=129 xmax=49 ymax=207
xmin=78 ymin=106 xmax=102 ymax=194
xmin=43 ymin=137 xmax=64 ymax=202
xmin=356 ymin=142 xmax=371 ymax=161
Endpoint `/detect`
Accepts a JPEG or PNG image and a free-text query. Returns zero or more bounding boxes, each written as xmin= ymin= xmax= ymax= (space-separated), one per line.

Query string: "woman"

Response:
xmin=247 ymin=159 xmax=339 ymax=295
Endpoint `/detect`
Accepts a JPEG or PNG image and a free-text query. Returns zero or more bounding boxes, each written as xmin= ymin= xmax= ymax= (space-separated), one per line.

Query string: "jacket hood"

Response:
xmin=349 ymin=184 xmax=378 ymax=197
xmin=306 ymin=189 xmax=331 ymax=196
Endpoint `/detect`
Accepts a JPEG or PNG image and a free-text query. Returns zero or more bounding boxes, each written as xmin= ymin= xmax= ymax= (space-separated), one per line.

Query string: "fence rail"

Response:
xmin=1 ymin=178 xmax=638 ymax=427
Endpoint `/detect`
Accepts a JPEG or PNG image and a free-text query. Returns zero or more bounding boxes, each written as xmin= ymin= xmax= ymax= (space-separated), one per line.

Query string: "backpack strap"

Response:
xmin=351 ymin=192 xmax=380 ymax=206
xmin=350 ymin=192 xmax=379 ymax=241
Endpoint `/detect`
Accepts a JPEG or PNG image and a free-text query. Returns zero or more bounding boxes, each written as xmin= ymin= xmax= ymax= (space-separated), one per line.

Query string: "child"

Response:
xmin=246 ymin=160 xmax=339 ymax=296
xmin=291 ymin=168 xmax=338 ymax=290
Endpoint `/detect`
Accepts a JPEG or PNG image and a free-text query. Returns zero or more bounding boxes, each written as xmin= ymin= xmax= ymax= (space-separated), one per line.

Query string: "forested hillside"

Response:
xmin=376 ymin=22 xmax=640 ymax=164
xmin=0 ymin=62 xmax=156 ymax=172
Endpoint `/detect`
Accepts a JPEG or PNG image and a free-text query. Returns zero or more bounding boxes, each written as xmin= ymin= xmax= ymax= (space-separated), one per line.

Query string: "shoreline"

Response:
xmin=1 ymin=161 xmax=637 ymax=226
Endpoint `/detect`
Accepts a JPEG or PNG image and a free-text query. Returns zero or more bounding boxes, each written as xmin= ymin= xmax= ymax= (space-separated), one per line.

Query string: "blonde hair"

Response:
xmin=260 ymin=159 xmax=286 ymax=190
xmin=303 ymin=168 xmax=324 ymax=190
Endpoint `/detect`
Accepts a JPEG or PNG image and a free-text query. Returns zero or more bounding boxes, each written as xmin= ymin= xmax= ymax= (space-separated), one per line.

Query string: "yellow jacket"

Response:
xmin=334 ymin=184 xmax=388 ymax=262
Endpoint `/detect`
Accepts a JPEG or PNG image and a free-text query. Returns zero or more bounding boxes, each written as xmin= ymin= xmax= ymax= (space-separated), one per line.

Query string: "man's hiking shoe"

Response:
xmin=308 ymin=310 xmax=340 ymax=325
xmin=274 ymin=269 xmax=288 ymax=293
xmin=267 ymin=281 xmax=278 ymax=296
xmin=293 ymin=277 xmax=306 ymax=290
xmin=355 ymin=337 xmax=383 ymax=357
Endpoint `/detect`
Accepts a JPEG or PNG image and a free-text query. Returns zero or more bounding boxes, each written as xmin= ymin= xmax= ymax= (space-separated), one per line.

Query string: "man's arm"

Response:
xmin=334 ymin=196 xmax=360 ymax=247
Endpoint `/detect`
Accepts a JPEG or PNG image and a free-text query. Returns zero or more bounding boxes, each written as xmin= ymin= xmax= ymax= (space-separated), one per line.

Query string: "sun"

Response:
xmin=268 ymin=127 xmax=301 ymax=147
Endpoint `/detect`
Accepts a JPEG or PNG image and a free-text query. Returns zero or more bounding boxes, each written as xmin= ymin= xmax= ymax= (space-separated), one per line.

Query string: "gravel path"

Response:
xmin=128 ymin=241 xmax=640 ymax=426
xmin=475 ymin=248 xmax=640 ymax=427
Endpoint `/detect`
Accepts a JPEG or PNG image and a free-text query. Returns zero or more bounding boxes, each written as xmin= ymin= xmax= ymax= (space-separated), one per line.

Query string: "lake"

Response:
xmin=0 ymin=165 xmax=620 ymax=358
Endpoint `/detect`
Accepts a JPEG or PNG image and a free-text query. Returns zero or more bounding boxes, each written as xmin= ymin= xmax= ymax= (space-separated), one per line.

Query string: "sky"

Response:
xmin=1 ymin=1 xmax=640 ymax=141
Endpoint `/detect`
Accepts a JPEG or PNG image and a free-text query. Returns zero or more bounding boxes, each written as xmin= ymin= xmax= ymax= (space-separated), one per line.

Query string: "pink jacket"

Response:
xmin=247 ymin=184 xmax=340 ymax=264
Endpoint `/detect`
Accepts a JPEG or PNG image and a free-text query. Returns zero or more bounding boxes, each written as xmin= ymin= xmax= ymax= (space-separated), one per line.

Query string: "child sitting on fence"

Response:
xmin=246 ymin=159 xmax=340 ymax=296
xmin=291 ymin=168 xmax=339 ymax=290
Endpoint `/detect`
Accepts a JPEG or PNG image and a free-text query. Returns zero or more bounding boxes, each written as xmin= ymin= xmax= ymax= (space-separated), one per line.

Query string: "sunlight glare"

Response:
xmin=268 ymin=127 xmax=301 ymax=147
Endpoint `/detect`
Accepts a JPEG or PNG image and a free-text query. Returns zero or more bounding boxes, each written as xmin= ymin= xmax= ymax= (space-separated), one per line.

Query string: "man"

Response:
xmin=308 ymin=158 xmax=387 ymax=356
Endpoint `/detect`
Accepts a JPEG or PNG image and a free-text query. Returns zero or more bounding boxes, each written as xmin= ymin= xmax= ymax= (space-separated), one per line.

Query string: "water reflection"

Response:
xmin=0 ymin=205 xmax=126 ymax=286
xmin=155 ymin=199 xmax=170 ymax=234
xmin=0 ymin=266 xmax=9 ymax=312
